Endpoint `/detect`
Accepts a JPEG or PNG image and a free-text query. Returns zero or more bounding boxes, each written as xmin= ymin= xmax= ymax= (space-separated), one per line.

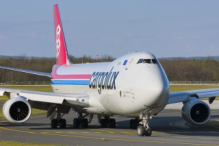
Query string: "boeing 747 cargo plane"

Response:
xmin=0 ymin=4 xmax=219 ymax=136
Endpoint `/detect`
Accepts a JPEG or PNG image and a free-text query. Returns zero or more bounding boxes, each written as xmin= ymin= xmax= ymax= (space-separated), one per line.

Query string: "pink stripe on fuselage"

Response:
xmin=51 ymin=65 xmax=91 ymax=80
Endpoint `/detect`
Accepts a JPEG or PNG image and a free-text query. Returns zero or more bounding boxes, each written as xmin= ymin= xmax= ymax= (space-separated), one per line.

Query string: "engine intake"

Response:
xmin=3 ymin=96 xmax=31 ymax=123
xmin=182 ymin=98 xmax=210 ymax=125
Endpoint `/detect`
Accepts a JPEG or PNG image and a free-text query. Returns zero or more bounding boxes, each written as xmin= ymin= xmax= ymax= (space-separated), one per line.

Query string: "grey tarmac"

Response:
xmin=0 ymin=102 xmax=219 ymax=146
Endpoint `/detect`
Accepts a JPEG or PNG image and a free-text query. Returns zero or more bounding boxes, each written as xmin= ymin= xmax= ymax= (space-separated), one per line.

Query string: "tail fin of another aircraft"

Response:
xmin=54 ymin=4 xmax=70 ymax=65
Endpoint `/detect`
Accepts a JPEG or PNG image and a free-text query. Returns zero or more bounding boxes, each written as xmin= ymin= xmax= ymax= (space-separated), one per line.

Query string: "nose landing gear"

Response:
xmin=137 ymin=111 xmax=152 ymax=136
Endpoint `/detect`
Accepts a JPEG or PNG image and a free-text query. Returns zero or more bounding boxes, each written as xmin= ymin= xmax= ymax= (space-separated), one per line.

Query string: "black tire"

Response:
xmin=137 ymin=125 xmax=145 ymax=136
xmin=60 ymin=119 xmax=66 ymax=129
xmin=109 ymin=119 xmax=116 ymax=128
xmin=81 ymin=118 xmax=88 ymax=128
xmin=84 ymin=119 xmax=88 ymax=128
xmin=145 ymin=128 xmax=152 ymax=136
xmin=100 ymin=119 xmax=107 ymax=128
xmin=73 ymin=118 xmax=80 ymax=128
xmin=51 ymin=119 xmax=58 ymax=129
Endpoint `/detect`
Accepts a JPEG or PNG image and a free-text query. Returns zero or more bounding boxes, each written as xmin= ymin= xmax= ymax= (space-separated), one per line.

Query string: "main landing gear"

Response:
xmin=50 ymin=106 xmax=66 ymax=129
xmin=51 ymin=118 xmax=66 ymax=129
xmin=98 ymin=115 xmax=116 ymax=128
xmin=73 ymin=113 xmax=92 ymax=128
xmin=137 ymin=112 xmax=152 ymax=136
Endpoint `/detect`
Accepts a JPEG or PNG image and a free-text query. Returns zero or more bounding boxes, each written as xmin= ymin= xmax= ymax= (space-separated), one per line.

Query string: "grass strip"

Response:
xmin=0 ymin=141 xmax=65 ymax=146
xmin=0 ymin=86 xmax=53 ymax=101
xmin=206 ymin=119 xmax=219 ymax=129
xmin=170 ymin=85 xmax=219 ymax=100
xmin=0 ymin=85 xmax=53 ymax=92
xmin=170 ymin=85 xmax=219 ymax=92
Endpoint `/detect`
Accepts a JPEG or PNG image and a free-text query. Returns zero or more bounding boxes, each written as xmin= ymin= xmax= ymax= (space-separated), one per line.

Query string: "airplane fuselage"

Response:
xmin=51 ymin=52 xmax=170 ymax=116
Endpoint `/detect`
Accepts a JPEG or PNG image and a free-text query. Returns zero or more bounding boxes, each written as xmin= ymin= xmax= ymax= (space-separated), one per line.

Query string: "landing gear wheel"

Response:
xmin=59 ymin=119 xmax=66 ymax=128
xmin=81 ymin=118 xmax=88 ymax=128
xmin=145 ymin=128 xmax=152 ymax=136
xmin=73 ymin=118 xmax=80 ymax=128
xmin=51 ymin=119 xmax=58 ymax=129
xmin=137 ymin=125 xmax=145 ymax=136
xmin=109 ymin=118 xmax=116 ymax=128
xmin=100 ymin=119 xmax=107 ymax=128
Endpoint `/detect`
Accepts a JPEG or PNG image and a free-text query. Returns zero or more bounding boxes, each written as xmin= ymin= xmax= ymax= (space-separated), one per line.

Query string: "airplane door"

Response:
xmin=125 ymin=58 xmax=134 ymax=70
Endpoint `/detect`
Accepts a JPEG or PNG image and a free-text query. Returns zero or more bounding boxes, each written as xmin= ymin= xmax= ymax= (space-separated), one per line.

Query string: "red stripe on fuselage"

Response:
xmin=51 ymin=65 xmax=91 ymax=80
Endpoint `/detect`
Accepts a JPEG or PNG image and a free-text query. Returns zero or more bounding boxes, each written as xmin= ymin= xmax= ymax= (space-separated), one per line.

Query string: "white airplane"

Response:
xmin=0 ymin=4 xmax=219 ymax=136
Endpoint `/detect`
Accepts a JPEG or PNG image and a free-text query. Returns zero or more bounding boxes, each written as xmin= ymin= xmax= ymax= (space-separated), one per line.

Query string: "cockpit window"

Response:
xmin=152 ymin=59 xmax=157 ymax=64
xmin=137 ymin=59 xmax=158 ymax=64
xmin=137 ymin=59 xmax=143 ymax=64
xmin=143 ymin=59 xmax=151 ymax=63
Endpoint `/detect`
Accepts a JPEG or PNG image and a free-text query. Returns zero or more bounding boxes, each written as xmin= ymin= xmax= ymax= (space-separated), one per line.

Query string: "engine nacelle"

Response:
xmin=181 ymin=98 xmax=210 ymax=125
xmin=3 ymin=96 xmax=31 ymax=123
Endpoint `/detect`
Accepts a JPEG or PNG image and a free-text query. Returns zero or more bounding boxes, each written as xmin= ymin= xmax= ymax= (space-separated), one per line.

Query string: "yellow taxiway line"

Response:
xmin=0 ymin=126 xmax=218 ymax=146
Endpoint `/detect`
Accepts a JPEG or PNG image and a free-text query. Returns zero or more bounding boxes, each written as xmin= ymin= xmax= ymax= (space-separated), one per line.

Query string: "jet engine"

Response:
xmin=181 ymin=98 xmax=210 ymax=125
xmin=3 ymin=96 xmax=31 ymax=123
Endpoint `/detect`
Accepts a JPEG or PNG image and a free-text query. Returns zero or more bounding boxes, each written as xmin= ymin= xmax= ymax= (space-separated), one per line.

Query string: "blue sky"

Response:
xmin=0 ymin=1 xmax=219 ymax=58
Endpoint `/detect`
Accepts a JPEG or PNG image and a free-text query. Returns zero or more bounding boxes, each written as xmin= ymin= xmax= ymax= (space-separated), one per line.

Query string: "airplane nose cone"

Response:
xmin=149 ymin=78 xmax=164 ymax=98
xmin=146 ymin=70 xmax=169 ymax=106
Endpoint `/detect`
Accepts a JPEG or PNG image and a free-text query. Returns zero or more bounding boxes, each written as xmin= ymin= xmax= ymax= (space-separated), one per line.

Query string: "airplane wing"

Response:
xmin=0 ymin=65 xmax=51 ymax=77
xmin=0 ymin=88 xmax=90 ymax=116
xmin=168 ymin=88 xmax=219 ymax=104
